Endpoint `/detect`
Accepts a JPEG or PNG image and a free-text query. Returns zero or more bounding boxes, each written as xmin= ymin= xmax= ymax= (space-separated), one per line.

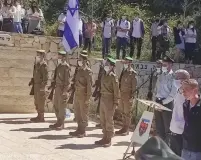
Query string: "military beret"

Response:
xmin=135 ymin=136 xmax=183 ymax=160
xmin=125 ymin=56 xmax=133 ymax=61
xmin=156 ymin=60 xmax=163 ymax=64
xmin=163 ymin=55 xmax=174 ymax=63
xmin=80 ymin=50 xmax=88 ymax=57
xmin=37 ymin=50 xmax=46 ymax=53
xmin=58 ymin=51 xmax=67 ymax=55
xmin=107 ymin=57 xmax=116 ymax=65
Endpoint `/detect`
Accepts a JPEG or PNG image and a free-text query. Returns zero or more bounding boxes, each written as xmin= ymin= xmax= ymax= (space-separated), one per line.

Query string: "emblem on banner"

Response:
xmin=139 ymin=118 xmax=150 ymax=136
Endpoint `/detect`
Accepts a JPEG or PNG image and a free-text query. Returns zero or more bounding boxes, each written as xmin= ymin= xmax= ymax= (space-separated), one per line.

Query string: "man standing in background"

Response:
xmin=101 ymin=11 xmax=114 ymax=58
xmin=116 ymin=15 xmax=130 ymax=59
xmin=83 ymin=17 xmax=97 ymax=54
xmin=130 ymin=13 xmax=145 ymax=59
xmin=150 ymin=18 xmax=160 ymax=61
xmin=57 ymin=10 xmax=67 ymax=37
xmin=154 ymin=56 xmax=177 ymax=142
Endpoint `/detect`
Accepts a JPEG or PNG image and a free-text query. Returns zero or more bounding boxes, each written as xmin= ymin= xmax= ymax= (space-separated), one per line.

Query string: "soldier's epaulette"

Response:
xmin=62 ymin=61 xmax=70 ymax=68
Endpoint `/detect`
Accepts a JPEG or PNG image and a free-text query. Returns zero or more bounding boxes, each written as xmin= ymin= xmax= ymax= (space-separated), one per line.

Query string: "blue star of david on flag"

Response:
xmin=62 ymin=0 xmax=80 ymax=53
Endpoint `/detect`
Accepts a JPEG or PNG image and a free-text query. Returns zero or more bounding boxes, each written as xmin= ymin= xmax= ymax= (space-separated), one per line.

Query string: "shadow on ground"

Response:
xmin=30 ymin=134 xmax=71 ymax=140
xmin=10 ymin=127 xmax=51 ymax=132
xmin=67 ymin=126 xmax=99 ymax=132
xmin=56 ymin=143 xmax=98 ymax=150
xmin=113 ymin=141 xmax=131 ymax=147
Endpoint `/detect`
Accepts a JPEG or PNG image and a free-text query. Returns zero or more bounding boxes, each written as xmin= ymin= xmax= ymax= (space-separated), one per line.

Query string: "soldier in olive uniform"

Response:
xmin=95 ymin=57 xmax=120 ymax=147
xmin=29 ymin=50 xmax=48 ymax=122
xmin=115 ymin=56 xmax=137 ymax=136
xmin=49 ymin=51 xmax=71 ymax=130
xmin=69 ymin=50 xmax=92 ymax=138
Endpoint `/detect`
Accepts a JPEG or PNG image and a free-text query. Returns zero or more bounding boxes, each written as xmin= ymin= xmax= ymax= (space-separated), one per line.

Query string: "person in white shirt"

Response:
xmin=184 ymin=21 xmax=197 ymax=64
xmin=27 ymin=1 xmax=44 ymax=34
xmin=13 ymin=0 xmax=24 ymax=33
xmin=154 ymin=55 xmax=177 ymax=143
xmin=57 ymin=10 xmax=66 ymax=37
xmin=101 ymin=11 xmax=114 ymax=58
xmin=116 ymin=15 xmax=130 ymax=59
xmin=169 ymin=69 xmax=190 ymax=156
xmin=130 ymin=13 xmax=145 ymax=59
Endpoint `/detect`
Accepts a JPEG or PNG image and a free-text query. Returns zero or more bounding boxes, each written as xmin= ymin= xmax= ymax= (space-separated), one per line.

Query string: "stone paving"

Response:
xmin=0 ymin=113 xmax=135 ymax=160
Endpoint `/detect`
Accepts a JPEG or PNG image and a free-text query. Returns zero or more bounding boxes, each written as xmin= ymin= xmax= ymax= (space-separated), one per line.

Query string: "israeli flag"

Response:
xmin=62 ymin=0 xmax=79 ymax=53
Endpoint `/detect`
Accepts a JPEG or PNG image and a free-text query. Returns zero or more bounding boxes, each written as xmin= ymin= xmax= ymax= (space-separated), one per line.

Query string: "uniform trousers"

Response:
xmin=34 ymin=84 xmax=46 ymax=114
xmin=73 ymin=92 xmax=89 ymax=130
xmin=100 ymin=94 xmax=116 ymax=138
xmin=53 ymin=85 xmax=66 ymax=123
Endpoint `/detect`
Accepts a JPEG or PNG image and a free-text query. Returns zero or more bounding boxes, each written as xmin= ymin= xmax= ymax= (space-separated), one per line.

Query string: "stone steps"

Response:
xmin=0 ymin=77 xmax=31 ymax=86
xmin=0 ymin=86 xmax=31 ymax=96
xmin=0 ymin=67 xmax=33 ymax=78
xmin=0 ymin=105 xmax=35 ymax=113
xmin=0 ymin=58 xmax=34 ymax=69
xmin=0 ymin=95 xmax=33 ymax=106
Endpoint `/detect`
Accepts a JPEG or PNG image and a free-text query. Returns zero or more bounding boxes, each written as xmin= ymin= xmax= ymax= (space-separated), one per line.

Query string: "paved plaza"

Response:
xmin=0 ymin=113 xmax=135 ymax=160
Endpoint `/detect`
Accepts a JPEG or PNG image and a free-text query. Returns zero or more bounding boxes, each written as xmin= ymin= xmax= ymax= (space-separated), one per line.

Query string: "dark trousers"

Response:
xmin=169 ymin=132 xmax=183 ymax=156
xmin=102 ymin=38 xmax=111 ymax=58
xmin=57 ymin=30 xmax=64 ymax=37
xmin=83 ymin=38 xmax=92 ymax=53
xmin=130 ymin=36 xmax=143 ymax=59
xmin=116 ymin=37 xmax=127 ymax=59
xmin=79 ymin=34 xmax=83 ymax=47
xmin=154 ymin=99 xmax=173 ymax=142
xmin=158 ymin=35 xmax=169 ymax=58
xmin=185 ymin=43 xmax=196 ymax=61
xmin=2 ymin=18 xmax=14 ymax=32
xmin=151 ymin=36 xmax=158 ymax=61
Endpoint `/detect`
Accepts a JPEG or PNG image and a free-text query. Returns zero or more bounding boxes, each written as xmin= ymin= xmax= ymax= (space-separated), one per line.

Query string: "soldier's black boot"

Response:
xmin=49 ymin=120 xmax=64 ymax=130
xmin=103 ymin=136 xmax=112 ymax=147
xmin=69 ymin=127 xmax=80 ymax=137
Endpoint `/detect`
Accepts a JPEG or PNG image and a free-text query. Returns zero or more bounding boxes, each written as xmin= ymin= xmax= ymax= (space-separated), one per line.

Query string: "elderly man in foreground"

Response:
xmin=169 ymin=69 xmax=190 ymax=156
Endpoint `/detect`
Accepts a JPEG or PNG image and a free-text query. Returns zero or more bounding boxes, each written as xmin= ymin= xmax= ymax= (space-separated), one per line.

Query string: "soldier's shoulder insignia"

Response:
xmin=131 ymin=69 xmax=137 ymax=74
xmin=41 ymin=61 xmax=47 ymax=67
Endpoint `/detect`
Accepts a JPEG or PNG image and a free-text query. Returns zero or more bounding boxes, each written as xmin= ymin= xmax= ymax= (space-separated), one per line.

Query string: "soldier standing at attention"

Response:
xmin=95 ymin=57 xmax=120 ymax=147
xmin=69 ymin=50 xmax=92 ymax=138
xmin=29 ymin=50 xmax=48 ymax=122
xmin=115 ymin=56 xmax=137 ymax=136
xmin=49 ymin=51 xmax=71 ymax=130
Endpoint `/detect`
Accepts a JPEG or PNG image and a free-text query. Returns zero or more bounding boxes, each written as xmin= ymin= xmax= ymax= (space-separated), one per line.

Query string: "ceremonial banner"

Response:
xmin=131 ymin=111 xmax=154 ymax=145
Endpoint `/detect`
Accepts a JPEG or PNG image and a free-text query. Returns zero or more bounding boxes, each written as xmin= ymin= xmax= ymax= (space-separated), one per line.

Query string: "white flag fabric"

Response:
xmin=62 ymin=0 xmax=79 ymax=53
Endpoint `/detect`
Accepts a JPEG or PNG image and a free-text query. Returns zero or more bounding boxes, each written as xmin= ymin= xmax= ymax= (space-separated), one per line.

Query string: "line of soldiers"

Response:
xmin=28 ymin=49 xmax=137 ymax=147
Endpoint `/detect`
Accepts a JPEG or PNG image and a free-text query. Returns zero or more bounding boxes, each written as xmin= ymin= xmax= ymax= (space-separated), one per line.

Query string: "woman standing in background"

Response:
xmin=184 ymin=21 xmax=197 ymax=64
xmin=1 ymin=0 xmax=16 ymax=32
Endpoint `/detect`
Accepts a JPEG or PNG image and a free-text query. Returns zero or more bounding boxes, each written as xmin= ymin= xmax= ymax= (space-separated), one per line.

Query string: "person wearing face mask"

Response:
xmin=57 ymin=10 xmax=67 ymax=37
xmin=130 ymin=12 xmax=145 ymax=60
xmin=95 ymin=57 xmax=120 ymax=147
xmin=181 ymin=79 xmax=201 ymax=160
xmin=168 ymin=70 xmax=190 ymax=156
xmin=29 ymin=50 xmax=48 ymax=122
xmin=115 ymin=56 xmax=137 ymax=136
xmin=184 ymin=21 xmax=197 ymax=64
xmin=101 ymin=11 xmax=114 ymax=59
xmin=116 ymin=14 xmax=130 ymax=59
xmin=157 ymin=19 xmax=171 ymax=59
xmin=154 ymin=55 xmax=177 ymax=143
xmin=69 ymin=50 xmax=92 ymax=138
xmin=150 ymin=18 xmax=160 ymax=61
xmin=93 ymin=55 xmax=112 ymax=128
xmin=173 ymin=21 xmax=185 ymax=63
xmin=49 ymin=51 xmax=71 ymax=130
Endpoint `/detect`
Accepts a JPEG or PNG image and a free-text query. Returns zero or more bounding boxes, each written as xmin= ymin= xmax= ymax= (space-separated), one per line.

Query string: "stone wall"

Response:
xmin=1 ymin=32 xmax=201 ymax=113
